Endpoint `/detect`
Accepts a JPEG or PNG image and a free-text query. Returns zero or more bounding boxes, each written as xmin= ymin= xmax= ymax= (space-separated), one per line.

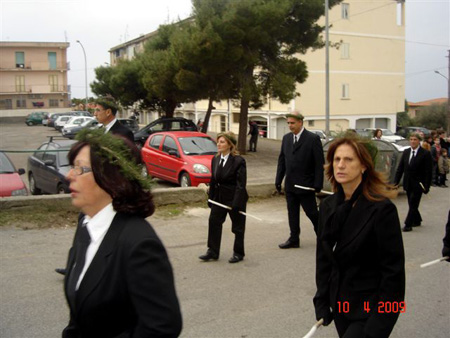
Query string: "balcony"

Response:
xmin=0 ymin=62 xmax=70 ymax=71
xmin=0 ymin=85 xmax=70 ymax=95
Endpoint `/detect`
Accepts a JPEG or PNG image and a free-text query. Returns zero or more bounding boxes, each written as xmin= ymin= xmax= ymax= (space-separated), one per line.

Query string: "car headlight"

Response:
xmin=11 ymin=188 xmax=28 ymax=196
xmin=193 ymin=164 xmax=210 ymax=174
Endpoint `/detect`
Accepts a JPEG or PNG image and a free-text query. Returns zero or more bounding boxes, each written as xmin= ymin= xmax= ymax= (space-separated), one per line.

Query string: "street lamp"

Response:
xmin=434 ymin=69 xmax=450 ymax=134
xmin=76 ymin=40 xmax=88 ymax=110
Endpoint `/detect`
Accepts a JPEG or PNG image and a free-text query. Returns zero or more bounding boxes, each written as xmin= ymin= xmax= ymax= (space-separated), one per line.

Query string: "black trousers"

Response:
xmin=405 ymin=188 xmax=423 ymax=227
xmin=334 ymin=313 xmax=368 ymax=338
xmin=207 ymin=204 xmax=246 ymax=257
xmin=249 ymin=134 xmax=258 ymax=151
xmin=285 ymin=191 xmax=319 ymax=242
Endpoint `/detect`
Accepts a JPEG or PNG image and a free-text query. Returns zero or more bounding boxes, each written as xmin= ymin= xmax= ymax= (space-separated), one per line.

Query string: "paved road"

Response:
xmin=1 ymin=187 xmax=449 ymax=337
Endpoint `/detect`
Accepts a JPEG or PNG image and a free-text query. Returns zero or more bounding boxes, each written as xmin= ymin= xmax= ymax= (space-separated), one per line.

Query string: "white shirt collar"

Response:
xmin=293 ymin=127 xmax=304 ymax=139
xmin=104 ymin=118 xmax=118 ymax=133
xmin=83 ymin=203 xmax=116 ymax=243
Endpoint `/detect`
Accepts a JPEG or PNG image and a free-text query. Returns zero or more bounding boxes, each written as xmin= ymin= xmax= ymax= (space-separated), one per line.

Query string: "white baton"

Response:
xmin=207 ymin=199 xmax=262 ymax=221
xmin=295 ymin=185 xmax=334 ymax=195
xmin=302 ymin=318 xmax=324 ymax=338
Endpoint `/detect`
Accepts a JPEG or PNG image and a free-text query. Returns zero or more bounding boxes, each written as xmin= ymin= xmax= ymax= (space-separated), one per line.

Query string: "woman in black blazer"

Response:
xmin=199 ymin=132 xmax=248 ymax=263
xmin=62 ymin=129 xmax=182 ymax=338
xmin=314 ymin=135 xmax=405 ymax=338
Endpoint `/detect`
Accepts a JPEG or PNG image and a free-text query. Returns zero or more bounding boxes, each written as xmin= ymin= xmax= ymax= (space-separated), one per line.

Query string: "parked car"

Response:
xmin=0 ymin=151 xmax=28 ymax=197
xmin=118 ymin=118 xmax=139 ymax=133
xmin=61 ymin=116 xmax=95 ymax=135
xmin=364 ymin=128 xmax=405 ymax=143
xmin=134 ymin=117 xmax=198 ymax=147
xmin=27 ymin=137 xmax=76 ymax=195
xmin=54 ymin=115 xmax=73 ymax=131
xmin=396 ymin=126 xmax=431 ymax=138
xmin=61 ymin=119 xmax=100 ymax=139
xmin=41 ymin=113 xmax=51 ymax=126
xmin=25 ymin=111 xmax=48 ymax=126
xmin=47 ymin=113 xmax=67 ymax=128
xmin=141 ymin=131 xmax=217 ymax=187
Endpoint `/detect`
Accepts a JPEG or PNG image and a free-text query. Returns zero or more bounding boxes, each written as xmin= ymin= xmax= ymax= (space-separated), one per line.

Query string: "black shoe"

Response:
xmin=402 ymin=226 xmax=412 ymax=232
xmin=199 ymin=251 xmax=219 ymax=261
xmin=55 ymin=268 xmax=66 ymax=275
xmin=412 ymin=223 xmax=421 ymax=227
xmin=228 ymin=254 xmax=244 ymax=263
xmin=279 ymin=240 xmax=300 ymax=249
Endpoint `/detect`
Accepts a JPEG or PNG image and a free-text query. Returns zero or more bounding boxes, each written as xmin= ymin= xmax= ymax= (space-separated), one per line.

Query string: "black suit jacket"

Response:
xmin=275 ymin=129 xmax=324 ymax=193
xmin=109 ymin=120 xmax=134 ymax=143
xmin=208 ymin=155 xmax=248 ymax=210
xmin=63 ymin=213 xmax=182 ymax=338
xmin=394 ymin=146 xmax=432 ymax=192
xmin=314 ymin=195 xmax=405 ymax=337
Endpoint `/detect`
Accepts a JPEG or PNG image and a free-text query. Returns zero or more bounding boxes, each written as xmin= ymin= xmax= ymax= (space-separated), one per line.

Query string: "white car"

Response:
xmin=54 ymin=115 xmax=73 ymax=131
xmin=364 ymin=128 xmax=405 ymax=143
xmin=62 ymin=116 xmax=94 ymax=131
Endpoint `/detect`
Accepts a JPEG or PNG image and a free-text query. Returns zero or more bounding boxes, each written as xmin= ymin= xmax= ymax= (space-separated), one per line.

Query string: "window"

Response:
xmin=48 ymin=52 xmax=57 ymax=70
xmin=49 ymin=75 xmax=58 ymax=92
xmin=15 ymin=52 xmax=25 ymax=68
xmin=49 ymin=99 xmax=59 ymax=107
xmin=341 ymin=3 xmax=349 ymax=20
xmin=16 ymin=99 xmax=26 ymax=108
xmin=342 ymin=84 xmax=350 ymax=99
xmin=15 ymin=76 xmax=25 ymax=92
xmin=340 ymin=43 xmax=350 ymax=59
xmin=0 ymin=99 xmax=13 ymax=109
xmin=308 ymin=120 xmax=315 ymax=127
xmin=150 ymin=135 xmax=163 ymax=149
xmin=162 ymin=136 xmax=178 ymax=154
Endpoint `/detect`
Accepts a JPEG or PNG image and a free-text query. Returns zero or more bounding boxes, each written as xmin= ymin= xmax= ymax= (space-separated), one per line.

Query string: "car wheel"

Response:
xmin=26 ymin=121 xmax=33 ymax=126
xmin=180 ymin=173 xmax=191 ymax=187
xmin=29 ymin=173 xmax=42 ymax=195
xmin=57 ymin=184 xmax=66 ymax=194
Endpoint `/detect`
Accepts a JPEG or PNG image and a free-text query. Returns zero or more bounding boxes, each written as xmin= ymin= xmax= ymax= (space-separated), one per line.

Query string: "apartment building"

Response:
xmin=109 ymin=0 xmax=406 ymax=139
xmin=0 ymin=41 xmax=70 ymax=112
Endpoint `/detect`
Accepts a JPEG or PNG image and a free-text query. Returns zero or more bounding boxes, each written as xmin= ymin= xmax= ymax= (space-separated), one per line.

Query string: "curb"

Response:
xmin=0 ymin=183 xmax=276 ymax=211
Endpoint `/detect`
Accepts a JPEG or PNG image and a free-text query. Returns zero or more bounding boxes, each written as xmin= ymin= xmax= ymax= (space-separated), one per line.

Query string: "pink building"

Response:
xmin=0 ymin=41 xmax=70 ymax=111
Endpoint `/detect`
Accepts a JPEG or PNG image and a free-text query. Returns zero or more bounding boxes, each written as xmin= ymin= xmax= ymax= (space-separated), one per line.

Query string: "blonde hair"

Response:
xmin=216 ymin=132 xmax=239 ymax=156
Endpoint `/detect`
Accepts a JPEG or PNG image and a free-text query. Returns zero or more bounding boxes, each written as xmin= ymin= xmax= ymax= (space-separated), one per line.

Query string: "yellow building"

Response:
xmin=110 ymin=0 xmax=406 ymax=139
xmin=0 ymin=41 xmax=71 ymax=115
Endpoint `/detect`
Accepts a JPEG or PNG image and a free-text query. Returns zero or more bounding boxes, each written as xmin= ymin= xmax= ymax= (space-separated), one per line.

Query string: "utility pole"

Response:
xmin=325 ymin=0 xmax=330 ymax=137
xmin=447 ymin=49 xmax=450 ymax=134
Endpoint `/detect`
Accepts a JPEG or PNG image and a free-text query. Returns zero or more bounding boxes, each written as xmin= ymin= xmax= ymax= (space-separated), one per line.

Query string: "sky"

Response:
xmin=1 ymin=0 xmax=449 ymax=103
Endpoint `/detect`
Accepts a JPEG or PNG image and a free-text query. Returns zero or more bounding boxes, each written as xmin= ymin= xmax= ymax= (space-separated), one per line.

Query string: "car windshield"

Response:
xmin=382 ymin=129 xmax=395 ymax=136
xmin=0 ymin=152 xmax=15 ymax=173
xmin=81 ymin=119 xmax=98 ymax=127
xmin=178 ymin=137 xmax=217 ymax=155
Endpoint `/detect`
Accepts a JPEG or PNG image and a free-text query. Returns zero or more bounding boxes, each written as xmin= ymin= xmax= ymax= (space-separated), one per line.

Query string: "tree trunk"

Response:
xmin=164 ymin=99 xmax=178 ymax=118
xmin=237 ymin=67 xmax=253 ymax=154
xmin=201 ymin=97 xmax=214 ymax=134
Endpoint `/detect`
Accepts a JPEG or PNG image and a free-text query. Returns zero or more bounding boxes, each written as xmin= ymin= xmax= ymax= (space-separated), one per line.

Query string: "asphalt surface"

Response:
xmin=1 ymin=122 xmax=449 ymax=337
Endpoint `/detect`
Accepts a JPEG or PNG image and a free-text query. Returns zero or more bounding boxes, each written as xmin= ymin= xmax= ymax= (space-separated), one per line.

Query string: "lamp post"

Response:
xmin=325 ymin=0 xmax=330 ymax=138
xmin=76 ymin=40 xmax=88 ymax=110
xmin=434 ymin=68 xmax=450 ymax=134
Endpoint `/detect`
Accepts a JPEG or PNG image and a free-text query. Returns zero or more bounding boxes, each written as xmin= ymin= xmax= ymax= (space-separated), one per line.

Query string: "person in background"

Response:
xmin=199 ymin=132 xmax=248 ymax=263
xmin=394 ymin=133 xmax=432 ymax=232
xmin=248 ymin=121 xmax=259 ymax=152
xmin=314 ymin=135 xmax=405 ymax=338
xmin=62 ymin=129 xmax=182 ymax=337
xmin=373 ymin=129 xmax=382 ymax=140
xmin=275 ymin=111 xmax=324 ymax=248
xmin=94 ymin=97 xmax=134 ymax=143
xmin=443 ymin=210 xmax=450 ymax=262
xmin=439 ymin=131 xmax=449 ymax=153
xmin=437 ymin=148 xmax=449 ymax=187
xmin=430 ymin=136 xmax=441 ymax=186
xmin=419 ymin=132 xmax=431 ymax=151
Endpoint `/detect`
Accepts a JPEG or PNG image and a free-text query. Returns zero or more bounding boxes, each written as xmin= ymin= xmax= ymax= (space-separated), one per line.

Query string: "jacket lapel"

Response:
xmin=335 ymin=197 xmax=375 ymax=254
xmin=75 ymin=213 xmax=127 ymax=312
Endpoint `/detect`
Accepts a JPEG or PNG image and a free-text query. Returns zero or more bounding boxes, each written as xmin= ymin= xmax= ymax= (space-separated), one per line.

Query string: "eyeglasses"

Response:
xmin=70 ymin=165 xmax=92 ymax=176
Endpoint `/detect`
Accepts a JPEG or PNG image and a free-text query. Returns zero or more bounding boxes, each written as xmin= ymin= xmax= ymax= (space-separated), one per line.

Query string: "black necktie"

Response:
xmin=216 ymin=158 xmax=224 ymax=178
xmin=294 ymin=135 xmax=298 ymax=145
xmin=67 ymin=223 xmax=91 ymax=308
xmin=409 ymin=150 xmax=415 ymax=164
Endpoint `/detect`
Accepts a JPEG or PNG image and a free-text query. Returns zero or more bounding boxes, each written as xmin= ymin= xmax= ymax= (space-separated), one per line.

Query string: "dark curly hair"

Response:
xmin=68 ymin=135 xmax=154 ymax=218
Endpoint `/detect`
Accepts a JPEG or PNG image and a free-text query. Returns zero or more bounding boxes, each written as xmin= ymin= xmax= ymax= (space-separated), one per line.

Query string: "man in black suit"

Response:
xmin=394 ymin=132 xmax=433 ymax=232
xmin=275 ymin=112 xmax=324 ymax=248
xmin=94 ymin=97 xmax=134 ymax=143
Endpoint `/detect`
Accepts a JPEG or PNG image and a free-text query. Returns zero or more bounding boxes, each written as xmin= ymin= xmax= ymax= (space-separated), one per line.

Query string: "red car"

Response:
xmin=141 ymin=131 xmax=217 ymax=187
xmin=0 ymin=152 xmax=28 ymax=197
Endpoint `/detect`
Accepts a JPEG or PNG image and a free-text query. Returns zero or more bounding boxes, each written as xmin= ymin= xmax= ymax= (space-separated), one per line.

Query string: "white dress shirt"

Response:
xmin=293 ymin=127 xmax=304 ymax=143
xmin=104 ymin=118 xmax=118 ymax=134
xmin=219 ymin=153 xmax=230 ymax=167
xmin=76 ymin=203 xmax=116 ymax=290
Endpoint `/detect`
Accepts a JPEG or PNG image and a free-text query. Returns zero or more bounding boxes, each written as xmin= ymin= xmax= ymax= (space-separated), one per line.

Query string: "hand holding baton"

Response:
xmin=302 ymin=318 xmax=324 ymax=338
xmin=207 ymin=199 xmax=262 ymax=221
xmin=295 ymin=185 xmax=334 ymax=195
xmin=420 ymin=256 xmax=449 ymax=268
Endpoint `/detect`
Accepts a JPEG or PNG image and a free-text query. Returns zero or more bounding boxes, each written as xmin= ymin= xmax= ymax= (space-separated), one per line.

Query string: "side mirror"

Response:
xmin=18 ymin=168 xmax=25 ymax=175
xmin=168 ymin=149 xmax=179 ymax=157
xmin=44 ymin=159 xmax=55 ymax=167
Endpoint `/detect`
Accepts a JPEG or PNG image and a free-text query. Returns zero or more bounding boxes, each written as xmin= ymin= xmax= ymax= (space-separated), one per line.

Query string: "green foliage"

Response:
xmin=396 ymin=111 xmax=412 ymax=128
xmin=412 ymin=103 xmax=447 ymax=130
xmin=76 ymin=129 xmax=153 ymax=190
